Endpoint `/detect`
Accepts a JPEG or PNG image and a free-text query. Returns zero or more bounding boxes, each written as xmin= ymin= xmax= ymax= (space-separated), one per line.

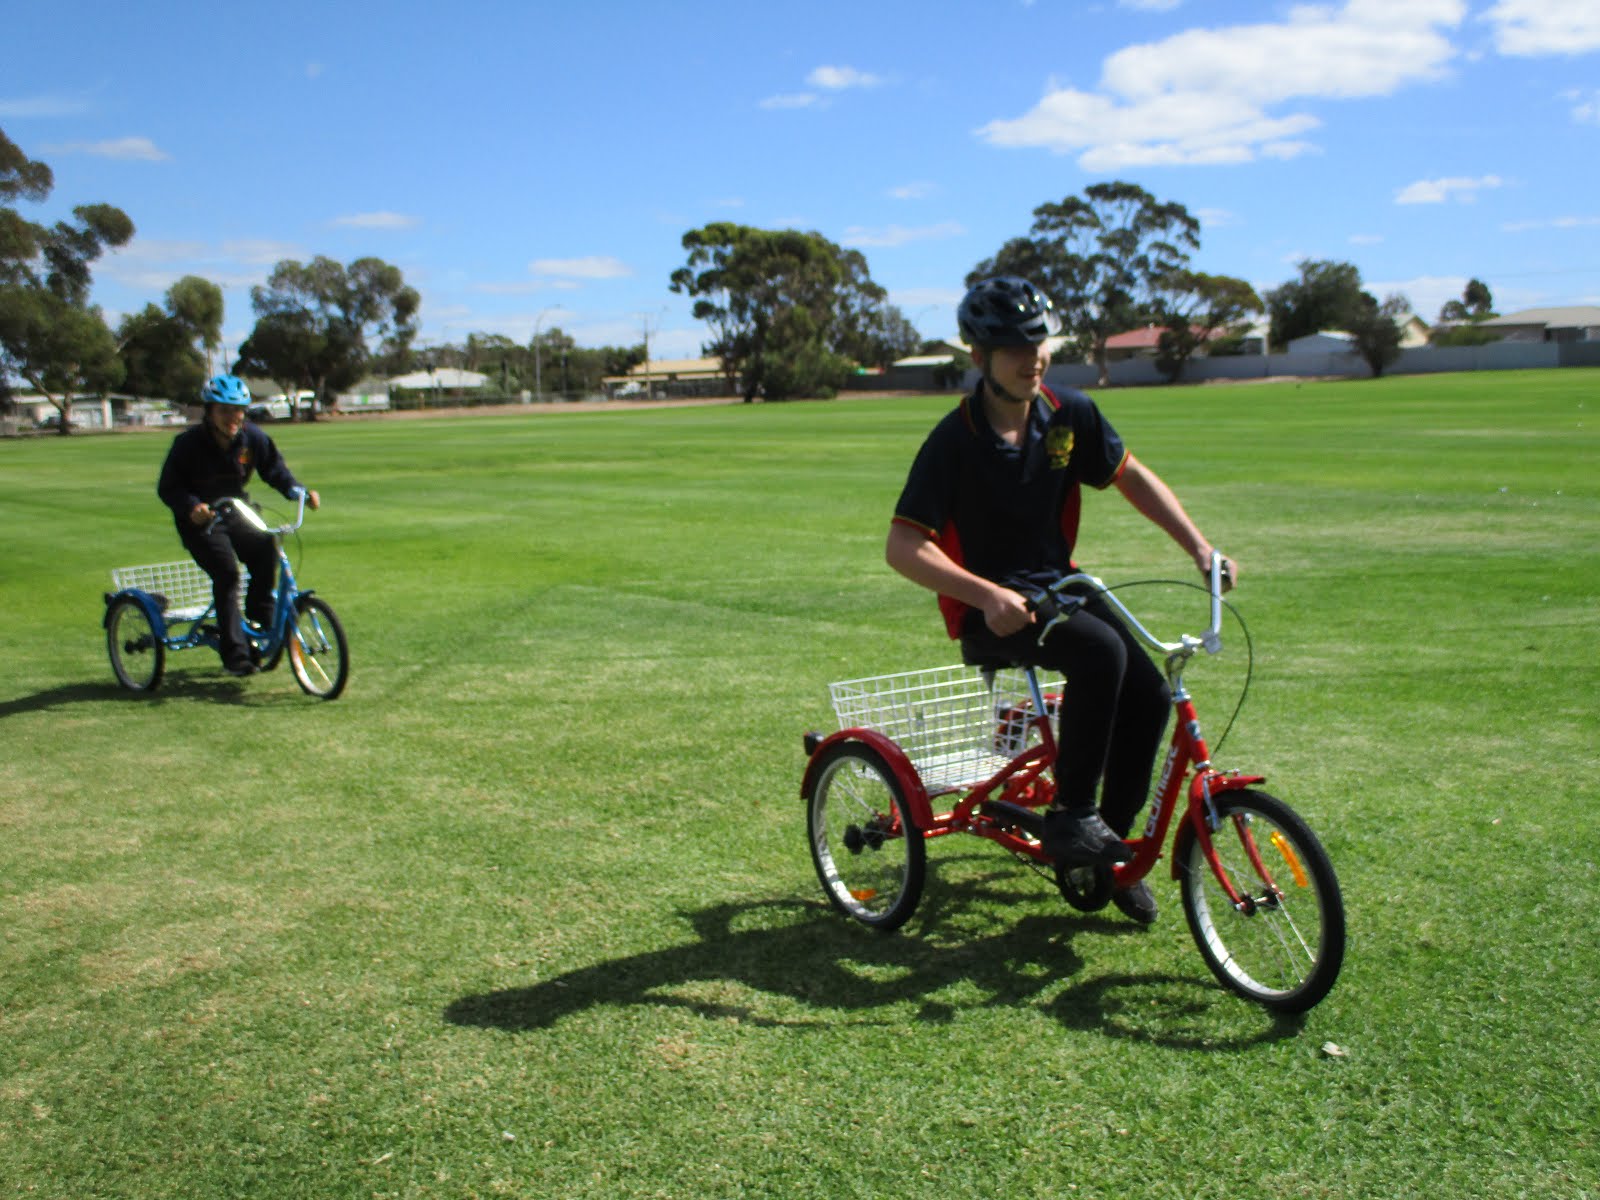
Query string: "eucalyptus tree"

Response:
xmin=671 ymin=223 xmax=887 ymax=401
xmin=236 ymin=255 xmax=419 ymax=417
xmin=0 ymin=129 xmax=133 ymax=431
xmin=970 ymin=182 xmax=1200 ymax=385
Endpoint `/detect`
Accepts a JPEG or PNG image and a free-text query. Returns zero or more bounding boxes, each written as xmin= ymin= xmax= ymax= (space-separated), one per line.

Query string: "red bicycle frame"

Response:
xmin=801 ymin=557 xmax=1275 ymax=909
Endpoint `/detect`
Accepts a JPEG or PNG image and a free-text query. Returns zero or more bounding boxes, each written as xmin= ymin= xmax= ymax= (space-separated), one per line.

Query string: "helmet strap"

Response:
xmin=980 ymin=359 xmax=1035 ymax=409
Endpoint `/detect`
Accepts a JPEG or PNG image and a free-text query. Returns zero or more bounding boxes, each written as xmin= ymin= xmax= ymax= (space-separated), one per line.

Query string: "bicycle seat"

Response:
xmin=961 ymin=649 xmax=1023 ymax=672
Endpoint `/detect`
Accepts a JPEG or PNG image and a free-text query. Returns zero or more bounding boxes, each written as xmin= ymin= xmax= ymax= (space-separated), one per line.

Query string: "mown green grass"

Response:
xmin=2 ymin=370 xmax=1597 ymax=1198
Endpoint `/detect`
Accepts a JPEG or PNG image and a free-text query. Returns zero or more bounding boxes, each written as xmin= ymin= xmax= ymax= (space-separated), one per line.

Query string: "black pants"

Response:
xmin=962 ymin=595 xmax=1171 ymax=837
xmin=177 ymin=513 xmax=278 ymax=667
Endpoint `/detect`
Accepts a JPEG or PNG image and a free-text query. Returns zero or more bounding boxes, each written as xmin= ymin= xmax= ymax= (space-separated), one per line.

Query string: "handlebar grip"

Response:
xmin=1029 ymin=589 xmax=1087 ymax=646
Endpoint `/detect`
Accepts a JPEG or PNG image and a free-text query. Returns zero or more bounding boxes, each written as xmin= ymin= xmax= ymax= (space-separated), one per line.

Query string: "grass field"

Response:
xmin=2 ymin=370 xmax=1597 ymax=1198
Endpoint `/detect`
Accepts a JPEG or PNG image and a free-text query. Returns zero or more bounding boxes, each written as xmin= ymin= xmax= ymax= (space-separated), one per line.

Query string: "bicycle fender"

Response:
xmin=800 ymin=728 xmax=932 ymax=831
xmin=1190 ymin=770 xmax=1267 ymax=801
xmin=103 ymin=589 xmax=169 ymax=637
xmin=1170 ymin=771 xmax=1268 ymax=880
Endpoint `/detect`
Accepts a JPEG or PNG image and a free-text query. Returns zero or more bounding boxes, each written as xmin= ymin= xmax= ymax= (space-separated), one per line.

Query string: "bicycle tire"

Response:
xmin=286 ymin=595 xmax=349 ymax=700
xmin=1176 ymin=789 xmax=1344 ymax=1013
xmin=106 ymin=597 xmax=165 ymax=693
xmin=806 ymin=742 xmax=925 ymax=932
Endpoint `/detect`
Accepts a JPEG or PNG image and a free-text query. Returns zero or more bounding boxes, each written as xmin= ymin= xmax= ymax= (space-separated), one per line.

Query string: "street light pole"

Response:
xmin=637 ymin=308 xmax=665 ymax=399
xmin=532 ymin=308 xmax=556 ymax=403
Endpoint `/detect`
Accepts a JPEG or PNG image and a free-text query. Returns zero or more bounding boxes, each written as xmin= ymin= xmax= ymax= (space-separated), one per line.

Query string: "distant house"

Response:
xmin=1286 ymin=332 xmax=1357 ymax=356
xmin=1286 ymin=313 xmax=1430 ymax=356
xmin=1394 ymin=313 xmax=1431 ymax=348
xmin=1477 ymin=306 xmax=1600 ymax=344
xmin=6 ymin=392 xmax=119 ymax=429
xmin=603 ymin=357 xmax=728 ymax=399
xmin=1102 ymin=325 xmax=1220 ymax=362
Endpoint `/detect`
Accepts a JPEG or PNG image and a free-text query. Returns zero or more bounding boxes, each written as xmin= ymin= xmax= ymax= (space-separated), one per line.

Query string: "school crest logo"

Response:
xmin=1045 ymin=427 xmax=1074 ymax=470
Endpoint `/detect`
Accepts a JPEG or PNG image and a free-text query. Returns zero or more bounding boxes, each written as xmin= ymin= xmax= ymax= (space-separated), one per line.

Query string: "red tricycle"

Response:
xmin=801 ymin=556 xmax=1345 ymax=1014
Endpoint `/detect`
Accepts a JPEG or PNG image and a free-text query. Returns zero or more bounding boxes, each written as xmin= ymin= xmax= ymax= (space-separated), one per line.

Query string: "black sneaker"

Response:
xmin=224 ymin=659 xmax=257 ymax=677
xmin=1042 ymin=808 xmax=1133 ymax=866
xmin=1111 ymin=880 xmax=1158 ymax=925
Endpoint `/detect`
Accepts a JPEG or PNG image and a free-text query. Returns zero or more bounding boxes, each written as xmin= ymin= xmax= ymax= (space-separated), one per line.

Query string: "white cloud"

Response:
xmin=807 ymin=65 xmax=883 ymax=90
xmin=889 ymin=181 xmax=937 ymax=200
xmin=1501 ymin=214 xmax=1600 ymax=232
xmin=223 ymin=239 xmax=305 ymax=265
xmin=840 ymin=221 xmax=966 ymax=248
xmin=331 ymin=211 xmax=420 ymax=230
xmin=529 ymin=256 xmax=632 ymax=280
xmin=1566 ymin=88 xmax=1600 ymax=125
xmin=760 ymin=92 xmax=817 ymax=110
xmin=1349 ymin=233 xmax=1384 ymax=244
xmin=108 ymin=238 xmax=210 ymax=263
xmin=100 ymin=237 xmax=296 ymax=295
xmin=472 ymin=280 xmax=595 ymax=295
xmin=1119 ymin=0 xmax=1183 ymax=10
xmin=44 ymin=136 xmax=169 ymax=162
xmin=890 ymin=286 xmax=964 ymax=309
xmin=1484 ymin=0 xmax=1600 ymax=56
xmin=1394 ymin=174 xmax=1503 ymax=204
xmin=764 ymin=64 xmax=884 ymax=110
xmin=0 ymin=93 xmax=92 ymax=118
xmin=1366 ymin=274 xmax=1466 ymax=319
xmin=978 ymin=0 xmax=1465 ymax=168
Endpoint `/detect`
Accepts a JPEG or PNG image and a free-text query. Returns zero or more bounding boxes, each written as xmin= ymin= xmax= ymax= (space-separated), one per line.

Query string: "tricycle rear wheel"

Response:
xmin=806 ymin=743 xmax=924 ymax=932
xmin=106 ymin=597 xmax=165 ymax=693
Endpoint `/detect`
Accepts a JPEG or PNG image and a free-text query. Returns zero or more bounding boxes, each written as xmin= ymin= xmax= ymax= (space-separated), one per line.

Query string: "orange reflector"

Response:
xmin=1270 ymin=831 xmax=1308 ymax=888
xmin=850 ymin=889 xmax=879 ymax=902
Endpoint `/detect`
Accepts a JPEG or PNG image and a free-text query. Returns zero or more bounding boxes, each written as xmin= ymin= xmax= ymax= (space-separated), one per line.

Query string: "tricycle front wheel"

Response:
xmin=287 ymin=596 xmax=348 ymax=699
xmin=106 ymin=597 xmax=165 ymax=693
xmin=806 ymin=743 xmax=924 ymax=932
xmin=1176 ymin=789 xmax=1344 ymax=1013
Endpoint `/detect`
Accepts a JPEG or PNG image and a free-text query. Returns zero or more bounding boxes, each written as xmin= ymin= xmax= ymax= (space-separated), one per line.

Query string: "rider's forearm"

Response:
xmin=1114 ymin=455 xmax=1214 ymax=571
xmin=885 ymin=521 xmax=1009 ymax=610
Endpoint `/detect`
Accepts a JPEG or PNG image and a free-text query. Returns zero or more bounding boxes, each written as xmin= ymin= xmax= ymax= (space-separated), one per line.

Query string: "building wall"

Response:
xmin=1006 ymin=340 xmax=1576 ymax=390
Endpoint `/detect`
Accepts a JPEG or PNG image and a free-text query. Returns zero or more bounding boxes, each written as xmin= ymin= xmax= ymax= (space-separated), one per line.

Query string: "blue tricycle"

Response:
xmin=103 ymin=489 xmax=348 ymax=699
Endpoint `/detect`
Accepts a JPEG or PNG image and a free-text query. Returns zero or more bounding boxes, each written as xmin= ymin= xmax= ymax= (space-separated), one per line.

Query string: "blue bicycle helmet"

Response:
xmin=958 ymin=276 xmax=1062 ymax=348
xmin=201 ymin=374 xmax=252 ymax=407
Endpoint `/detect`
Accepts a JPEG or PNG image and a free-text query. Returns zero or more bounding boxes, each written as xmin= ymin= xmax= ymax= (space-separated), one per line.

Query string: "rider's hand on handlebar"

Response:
xmin=305 ymin=489 xmax=320 ymax=511
xmin=1197 ymin=550 xmax=1238 ymax=593
xmin=189 ymin=502 xmax=213 ymax=527
xmin=980 ymin=586 xmax=1034 ymax=637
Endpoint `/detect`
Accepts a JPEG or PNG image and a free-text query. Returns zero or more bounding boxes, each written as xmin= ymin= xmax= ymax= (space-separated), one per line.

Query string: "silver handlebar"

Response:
xmin=1037 ymin=551 xmax=1229 ymax=663
xmin=209 ymin=487 xmax=308 ymax=536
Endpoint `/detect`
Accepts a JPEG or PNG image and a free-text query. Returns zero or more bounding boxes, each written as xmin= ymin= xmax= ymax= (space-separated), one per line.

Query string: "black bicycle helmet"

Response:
xmin=957 ymin=276 xmax=1062 ymax=348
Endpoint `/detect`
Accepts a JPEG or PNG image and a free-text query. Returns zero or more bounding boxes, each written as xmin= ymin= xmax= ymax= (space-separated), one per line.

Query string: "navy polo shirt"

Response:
xmin=892 ymin=385 xmax=1128 ymax=636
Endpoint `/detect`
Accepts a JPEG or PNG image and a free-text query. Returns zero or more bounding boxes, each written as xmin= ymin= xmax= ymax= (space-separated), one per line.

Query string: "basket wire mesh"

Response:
xmin=110 ymin=560 xmax=246 ymax=622
xmin=828 ymin=664 xmax=1060 ymax=794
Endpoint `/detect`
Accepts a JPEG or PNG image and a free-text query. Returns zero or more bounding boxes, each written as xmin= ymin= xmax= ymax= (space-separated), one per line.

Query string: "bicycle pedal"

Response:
xmin=978 ymin=800 xmax=1044 ymax=838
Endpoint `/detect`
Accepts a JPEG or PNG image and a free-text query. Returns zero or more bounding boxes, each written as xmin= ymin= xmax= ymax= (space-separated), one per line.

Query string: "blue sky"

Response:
xmin=6 ymin=0 xmax=1598 ymax=363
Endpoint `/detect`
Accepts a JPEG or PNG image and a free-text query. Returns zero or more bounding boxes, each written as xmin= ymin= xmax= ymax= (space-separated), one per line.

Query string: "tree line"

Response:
xmin=0 ymin=130 xmax=648 ymax=432
xmin=3 ymin=123 xmax=1502 ymax=432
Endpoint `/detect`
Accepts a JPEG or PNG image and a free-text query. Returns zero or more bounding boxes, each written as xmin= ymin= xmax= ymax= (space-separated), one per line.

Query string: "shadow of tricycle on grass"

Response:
xmin=444 ymin=872 xmax=1304 ymax=1050
xmin=0 ymin=671 xmax=320 ymax=719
